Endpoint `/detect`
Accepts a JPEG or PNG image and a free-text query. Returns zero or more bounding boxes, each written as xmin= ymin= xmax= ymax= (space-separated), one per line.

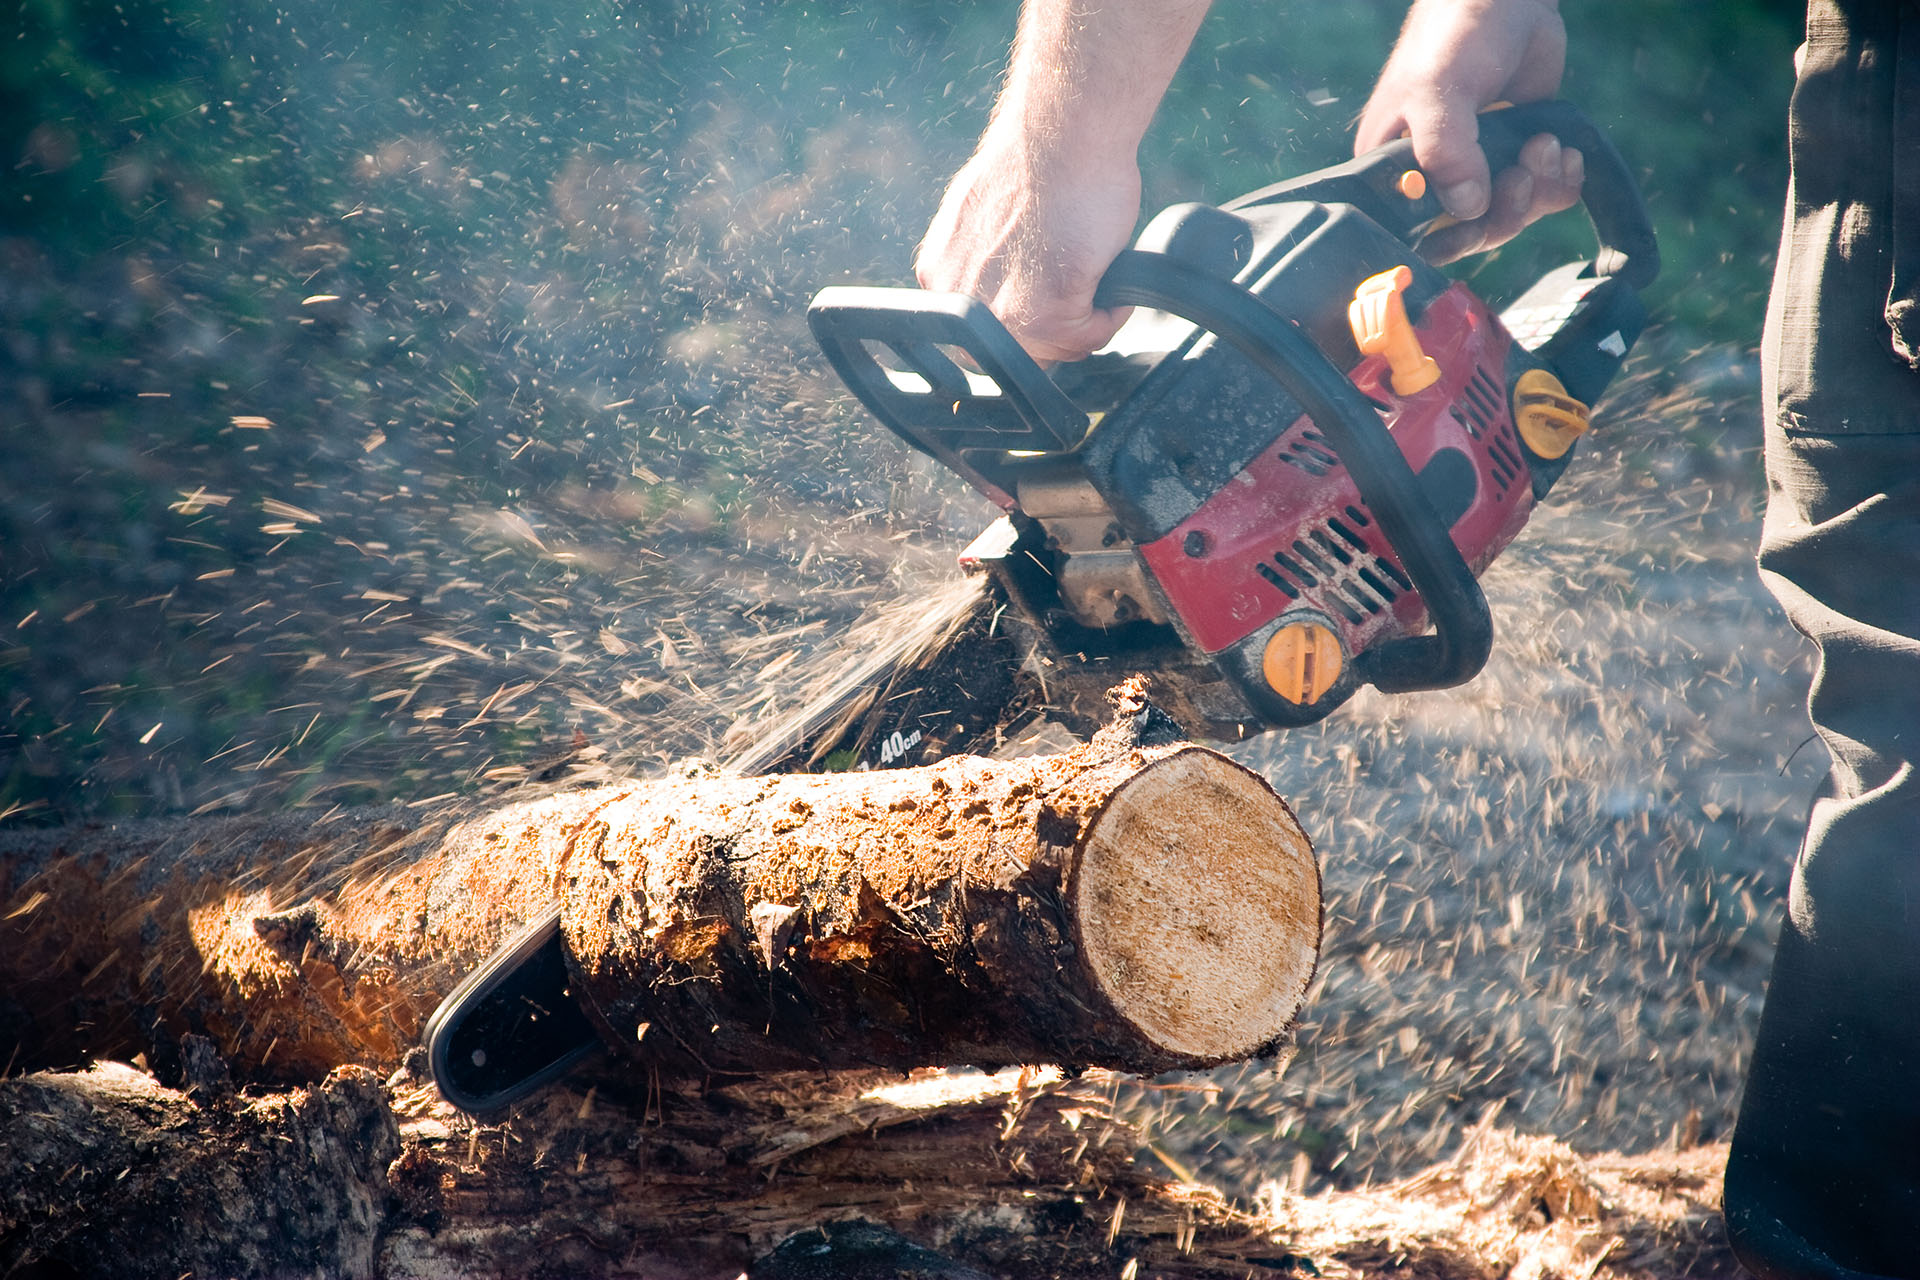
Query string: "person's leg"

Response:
xmin=1724 ymin=12 xmax=1920 ymax=1270
xmin=1724 ymin=423 xmax=1920 ymax=1278
xmin=1724 ymin=7 xmax=1920 ymax=1274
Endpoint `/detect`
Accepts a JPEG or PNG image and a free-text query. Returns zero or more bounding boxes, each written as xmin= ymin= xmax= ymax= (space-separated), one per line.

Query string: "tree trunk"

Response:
xmin=563 ymin=719 xmax=1320 ymax=1077
xmin=0 ymin=698 xmax=1318 ymax=1086
xmin=0 ymin=1057 xmax=1741 ymax=1280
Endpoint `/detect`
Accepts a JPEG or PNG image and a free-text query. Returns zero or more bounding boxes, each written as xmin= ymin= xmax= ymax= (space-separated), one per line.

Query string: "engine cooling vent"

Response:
xmin=1255 ymin=507 xmax=1415 ymax=625
xmin=1452 ymin=366 xmax=1525 ymax=497
xmin=1457 ymin=366 xmax=1504 ymax=437
xmin=1276 ymin=425 xmax=1340 ymax=477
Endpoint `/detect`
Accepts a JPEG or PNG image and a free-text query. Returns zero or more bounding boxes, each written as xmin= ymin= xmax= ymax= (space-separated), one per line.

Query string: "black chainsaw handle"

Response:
xmin=1093 ymin=250 xmax=1492 ymax=695
xmin=1461 ymin=100 xmax=1658 ymax=288
xmin=807 ymin=286 xmax=1090 ymax=507
xmin=1231 ymin=100 xmax=1658 ymax=291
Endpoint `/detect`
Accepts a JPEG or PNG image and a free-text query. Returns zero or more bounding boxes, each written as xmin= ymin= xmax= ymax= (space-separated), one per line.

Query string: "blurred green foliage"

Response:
xmin=6 ymin=0 xmax=1801 ymax=316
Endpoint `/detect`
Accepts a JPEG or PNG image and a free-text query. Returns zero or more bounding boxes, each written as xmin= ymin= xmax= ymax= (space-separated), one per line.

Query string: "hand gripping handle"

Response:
xmin=1467 ymin=100 xmax=1659 ymax=289
xmin=1230 ymin=100 xmax=1658 ymax=292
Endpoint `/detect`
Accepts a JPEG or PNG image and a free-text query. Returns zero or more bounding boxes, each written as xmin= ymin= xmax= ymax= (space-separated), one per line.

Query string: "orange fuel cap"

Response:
xmin=1263 ymin=621 xmax=1345 ymax=706
xmin=1349 ymin=265 xmax=1441 ymax=396
xmin=1512 ymin=368 xmax=1591 ymax=459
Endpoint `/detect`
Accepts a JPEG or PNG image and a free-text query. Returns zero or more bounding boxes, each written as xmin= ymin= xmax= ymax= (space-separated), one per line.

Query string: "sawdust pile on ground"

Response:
xmin=1262 ymin=1124 xmax=1737 ymax=1279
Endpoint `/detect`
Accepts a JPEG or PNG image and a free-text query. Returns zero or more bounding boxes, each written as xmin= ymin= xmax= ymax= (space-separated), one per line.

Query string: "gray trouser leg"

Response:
xmin=1725 ymin=11 xmax=1920 ymax=1268
xmin=1724 ymin=397 xmax=1920 ymax=1280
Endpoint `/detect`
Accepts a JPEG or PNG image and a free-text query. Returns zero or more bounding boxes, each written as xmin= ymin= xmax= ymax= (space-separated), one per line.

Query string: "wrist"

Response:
xmin=987 ymin=74 xmax=1150 ymax=183
xmin=974 ymin=108 xmax=1143 ymax=194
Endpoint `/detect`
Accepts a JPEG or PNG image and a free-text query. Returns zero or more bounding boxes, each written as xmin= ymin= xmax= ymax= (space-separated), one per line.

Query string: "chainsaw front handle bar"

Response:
xmin=1230 ymin=100 xmax=1659 ymax=293
xmin=1093 ymin=251 xmax=1493 ymax=695
xmin=807 ymin=287 xmax=1090 ymax=509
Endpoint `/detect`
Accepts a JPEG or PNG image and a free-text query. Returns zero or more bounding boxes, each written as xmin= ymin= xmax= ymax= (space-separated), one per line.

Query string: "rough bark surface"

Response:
xmin=0 ymin=706 xmax=1318 ymax=1086
xmin=0 ymin=789 xmax=599 ymax=1083
xmin=563 ymin=728 xmax=1320 ymax=1076
xmin=0 ymin=1056 xmax=1739 ymax=1280
xmin=0 ymin=1060 xmax=396 ymax=1279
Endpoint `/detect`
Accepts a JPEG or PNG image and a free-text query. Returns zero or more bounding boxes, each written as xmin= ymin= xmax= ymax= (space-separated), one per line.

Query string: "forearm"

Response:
xmin=915 ymin=0 xmax=1213 ymax=362
xmin=988 ymin=0 xmax=1214 ymax=173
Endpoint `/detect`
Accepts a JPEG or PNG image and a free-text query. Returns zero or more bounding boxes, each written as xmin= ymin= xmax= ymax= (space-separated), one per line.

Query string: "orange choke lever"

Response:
xmin=1348 ymin=265 xmax=1441 ymax=397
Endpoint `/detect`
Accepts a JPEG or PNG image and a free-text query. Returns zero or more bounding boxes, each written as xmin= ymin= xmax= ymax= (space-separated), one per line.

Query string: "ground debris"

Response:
xmin=1262 ymin=1127 xmax=1735 ymax=1280
xmin=1 ymin=1059 xmax=1736 ymax=1280
xmin=0 ymin=1062 xmax=396 ymax=1280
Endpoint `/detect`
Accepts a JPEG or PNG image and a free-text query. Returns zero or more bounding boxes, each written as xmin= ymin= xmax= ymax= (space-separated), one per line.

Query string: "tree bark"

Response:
xmin=0 ymin=1057 xmax=1741 ymax=1280
xmin=0 ymin=700 xmax=1318 ymax=1086
xmin=563 ymin=718 xmax=1320 ymax=1076
xmin=0 ymin=1061 xmax=397 ymax=1279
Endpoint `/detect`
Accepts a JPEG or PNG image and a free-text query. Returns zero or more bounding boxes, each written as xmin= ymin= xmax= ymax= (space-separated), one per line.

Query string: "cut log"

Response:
xmin=563 ymin=718 xmax=1320 ymax=1076
xmin=0 ymin=792 xmax=576 ymax=1082
xmin=0 ymin=696 xmax=1318 ymax=1084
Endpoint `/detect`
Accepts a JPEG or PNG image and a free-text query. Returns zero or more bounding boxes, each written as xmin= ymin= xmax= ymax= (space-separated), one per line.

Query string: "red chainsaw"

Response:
xmin=424 ymin=99 xmax=1656 ymax=1112
xmin=750 ymin=98 xmax=1656 ymax=772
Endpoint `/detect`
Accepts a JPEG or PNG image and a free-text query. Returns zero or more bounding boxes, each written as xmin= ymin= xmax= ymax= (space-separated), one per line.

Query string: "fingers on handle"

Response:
xmin=1353 ymin=90 xmax=1408 ymax=157
xmin=1419 ymin=136 xmax=1584 ymax=265
xmin=1399 ymin=91 xmax=1494 ymax=221
xmin=1019 ymin=305 xmax=1132 ymax=366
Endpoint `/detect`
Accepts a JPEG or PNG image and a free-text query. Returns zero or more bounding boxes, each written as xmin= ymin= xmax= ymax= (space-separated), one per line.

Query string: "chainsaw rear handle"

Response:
xmin=1092 ymin=250 xmax=1492 ymax=695
xmin=1456 ymin=100 xmax=1658 ymax=289
xmin=1232 ymin=99 xmax=1659 ymax=292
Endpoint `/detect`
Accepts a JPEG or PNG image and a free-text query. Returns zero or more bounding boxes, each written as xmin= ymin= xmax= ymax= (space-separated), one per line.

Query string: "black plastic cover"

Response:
xmin=424 ymin=906 xmax=600 ymax=1115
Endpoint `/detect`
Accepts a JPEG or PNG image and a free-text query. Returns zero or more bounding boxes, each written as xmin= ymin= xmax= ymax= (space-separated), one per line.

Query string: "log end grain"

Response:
xmin=1073 ymin=748 xmax=1319 ymax=1063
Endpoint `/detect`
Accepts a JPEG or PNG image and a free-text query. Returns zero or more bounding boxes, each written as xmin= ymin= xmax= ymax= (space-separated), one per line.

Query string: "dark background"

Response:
xmin=2 ymin=0 xmax=1803 ymax=822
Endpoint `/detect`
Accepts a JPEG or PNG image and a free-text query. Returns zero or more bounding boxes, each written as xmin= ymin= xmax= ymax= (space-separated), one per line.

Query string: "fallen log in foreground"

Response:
xmin=562 ymin=714 xmax=1320 ymax=1076
xmin=0 ymin=1057 xmax=1740 ymax=1279
xmin=0 ymin=695 xmax=1319 ymax=1084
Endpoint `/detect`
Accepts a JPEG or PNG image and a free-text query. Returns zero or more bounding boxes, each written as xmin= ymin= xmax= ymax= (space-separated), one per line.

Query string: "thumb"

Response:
xmin=1400 ymin=89 xmax=1493 ymax=220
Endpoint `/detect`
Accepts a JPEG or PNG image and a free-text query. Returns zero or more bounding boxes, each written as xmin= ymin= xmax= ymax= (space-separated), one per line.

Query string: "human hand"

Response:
xmin=1355 ymin=0 xmax=1584 ymax=263
xmin=914 ymin=131 xmax=1143 ymax=365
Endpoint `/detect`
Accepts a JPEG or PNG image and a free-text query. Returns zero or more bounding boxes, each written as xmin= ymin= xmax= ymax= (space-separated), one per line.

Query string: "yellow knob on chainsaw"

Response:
xmin=1263 ymin=621 xmax=1345 ymax=706
xmin=1348 ymin=265 xmax=1441 ymax=397
xmin=1512 ymin=368 xmax=1592 ymax=459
